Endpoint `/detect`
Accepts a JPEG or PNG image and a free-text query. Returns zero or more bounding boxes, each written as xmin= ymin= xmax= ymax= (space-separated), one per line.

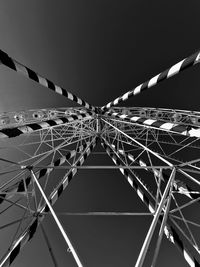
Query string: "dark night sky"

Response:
xmin=0 ymin=1 xmax=200 ymax=266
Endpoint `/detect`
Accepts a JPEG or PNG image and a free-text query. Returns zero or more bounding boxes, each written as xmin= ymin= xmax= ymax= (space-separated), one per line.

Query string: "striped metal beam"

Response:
xmin=110 ymin=142 xmax=200 ymax=203
xmin=0 ymin=137 xmax=97 ymax=267
xmin=0 ymin=111 xmax=93 ymax=139
xmin=104 ymin=111 xmax=200 ymax=138
xmin=0 ymin=141 xmax=91 ymax=206
xmin=101 ymin=50 xmax=200 ymax=111
xmin=0 ymin=49 xmax=97 ymax=112
xmin=101 ymin=139 xmax=200 ymax=267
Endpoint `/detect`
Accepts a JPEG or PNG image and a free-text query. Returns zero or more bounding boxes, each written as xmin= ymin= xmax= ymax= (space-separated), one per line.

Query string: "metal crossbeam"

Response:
xmin=102 ymin=50 xmax=200 ymax=110
xmin=0 ymin=138 xmax=97 ymax=267
xmin=101 ymin=131 xmax=200 ymax=267
xmin=0 ymin=50 xmax=97 ymax=112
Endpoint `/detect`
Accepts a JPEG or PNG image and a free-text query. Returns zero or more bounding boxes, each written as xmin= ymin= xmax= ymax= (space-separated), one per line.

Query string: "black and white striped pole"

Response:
xmin=110 ymin=142 xmax=200 ymax=204
xmin=102 ymin=50 xmax=200 ymax=111
xmin=103 ymin=111 xmax=200 ymax=138
xmin=101 ymin=139 xmax=200 ymax=267
xmin=0 ymin=141 xmax=92 ymax=208
xmin=0 ymin=49 xmax=97 ymax=112
xmin=0 ymin=138 xmax=97 ymax=267
xmin=0 ymin=112 xmax=93 ymax=139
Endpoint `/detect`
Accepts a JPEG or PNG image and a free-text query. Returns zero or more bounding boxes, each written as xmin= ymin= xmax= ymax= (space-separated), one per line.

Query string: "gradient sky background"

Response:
xmin=0 ymin=1 xmax=200 ymax=266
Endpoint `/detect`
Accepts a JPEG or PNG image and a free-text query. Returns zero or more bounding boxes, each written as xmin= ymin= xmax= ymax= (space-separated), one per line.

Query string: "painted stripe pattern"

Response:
xmin=102 ymin=139 xmax=200 ymax=267
xmin=102 ymin=50 xmax=200 ymax=110
xmin=101 ymin=140 xmax=155 ymax=213
xmin=104 ymin=111 xmax=200 ymax=138
xmin=0 ymin=142 xmax=91 ymax=206
xmin=0 ymin=49 xmax=97 ymax=112
xmin=0 ymin=111 xmax=93 ymax=139
xmin=0 ymin=138 xmax=97 ymax=267
xmin=111 ymin=143 xmax=200 ymax=203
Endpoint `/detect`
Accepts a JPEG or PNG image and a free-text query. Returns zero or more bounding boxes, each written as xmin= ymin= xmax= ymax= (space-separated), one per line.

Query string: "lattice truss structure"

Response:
xmin=0 ymin=49 xmax=200 ymax=267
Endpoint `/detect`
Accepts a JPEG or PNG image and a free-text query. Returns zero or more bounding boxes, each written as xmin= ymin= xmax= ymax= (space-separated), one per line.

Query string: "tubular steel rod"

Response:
xmin=151 ymin=175 xmax=174 ymax=267
xmin=102 ymin=50 xmax=200 ymax=110
xmin=109 ymin=142 xmax=200 ymax=204
xmin=102 ymin=119 xmax=173 ymax=167
xmin=33 ymin=165 xmax=174 ymax=169
xmin=103 ymin=112 xmax=200 ymax=138
xmin=57 ymin=212 xmax=153 ymax=216
xmin=0 ymin=137 xmax=96 ymax=267
xmin=135 ymin=168 xmax=176 ymax=267
xmin=0 ymin=49 xmax=96 ymax=112
xmin=0 ymin=113 xmax=93 ymax=139
xmin=31 ymin=170 xmax=83 ymax=267
xmin=0 ymin=141 xmax=92 ymax=209
xmin=102 ymin=139 xmax=200 ymax=266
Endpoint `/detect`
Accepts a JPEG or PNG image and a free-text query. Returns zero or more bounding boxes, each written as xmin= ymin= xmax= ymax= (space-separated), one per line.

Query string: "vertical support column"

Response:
xmin=30 ymin=169 xmax=83 ymax=267
xmin=96 ymin=114 xmax=101 ymax=135
xmin=96 ymin=117 xmax=99 ymax=133
xmin=135 ymin=168 xmax=176 ymax=267
xmin=151 ymin=171 xmax=174 ymax=267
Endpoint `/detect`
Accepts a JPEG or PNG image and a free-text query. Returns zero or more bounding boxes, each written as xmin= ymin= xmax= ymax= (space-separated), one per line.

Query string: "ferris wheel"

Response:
xmin=0 ymin=48 xmax=199 ymax=267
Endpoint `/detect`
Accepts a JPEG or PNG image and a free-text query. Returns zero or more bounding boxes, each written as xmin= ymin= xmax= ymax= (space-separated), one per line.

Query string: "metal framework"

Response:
xmin=0 ymin=48 xmax=199 ymax=266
